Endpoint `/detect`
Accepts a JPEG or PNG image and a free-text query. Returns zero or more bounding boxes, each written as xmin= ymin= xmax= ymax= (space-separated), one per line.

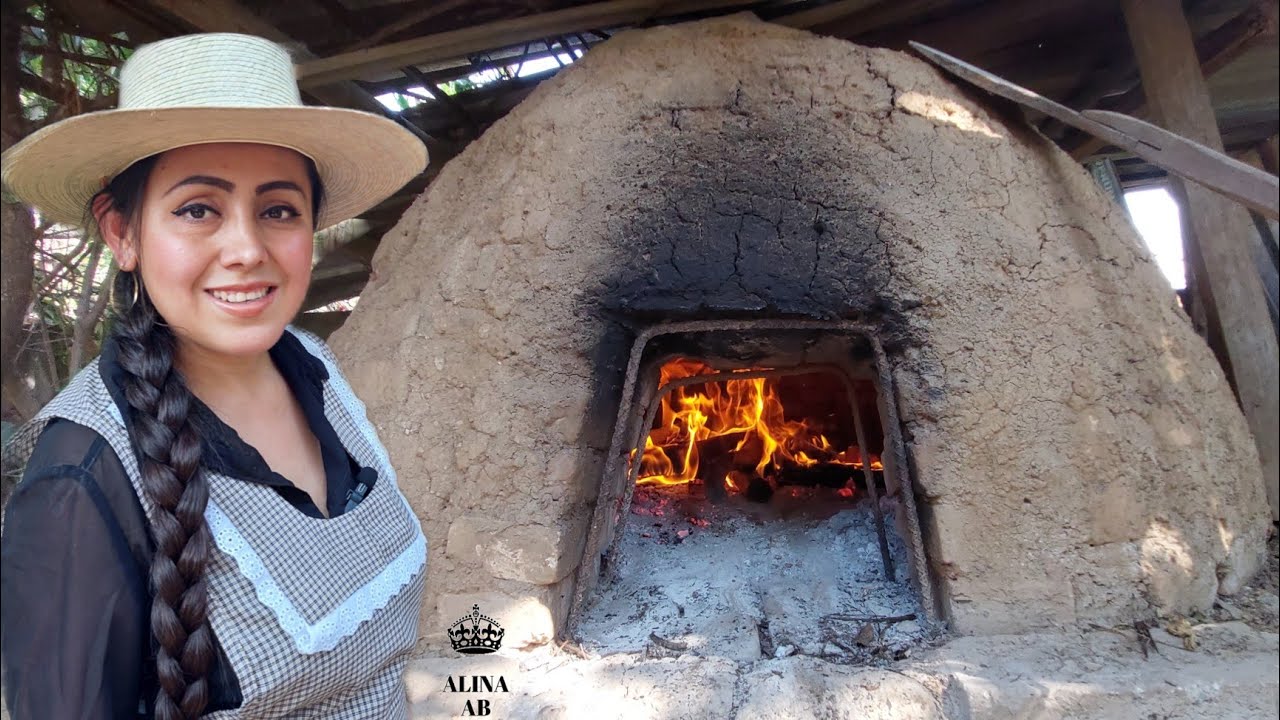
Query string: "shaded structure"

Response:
xmin=10 ymin=2 xmax=1276 ymax=519
xmin=18 ymin=0 xmax=1277 ymax=312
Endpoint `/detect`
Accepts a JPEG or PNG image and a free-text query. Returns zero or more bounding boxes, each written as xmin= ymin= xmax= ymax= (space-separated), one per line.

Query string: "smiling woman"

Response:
xmin=0 ymin=34 xmax=429 ymax=720
xmin=108 ymin=144 xmax=320 ymax=361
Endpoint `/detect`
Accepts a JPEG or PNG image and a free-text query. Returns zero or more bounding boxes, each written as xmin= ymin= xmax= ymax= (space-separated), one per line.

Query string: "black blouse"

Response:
xmin=0 ymin=330 xmax=377 ymax=719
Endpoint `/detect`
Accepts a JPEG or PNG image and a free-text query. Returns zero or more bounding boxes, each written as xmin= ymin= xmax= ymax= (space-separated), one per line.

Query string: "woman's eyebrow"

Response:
xmin=165 ymin=175 xmax=234 ymax=196
xmin=255 ymin=180 xmax=305 ymax=195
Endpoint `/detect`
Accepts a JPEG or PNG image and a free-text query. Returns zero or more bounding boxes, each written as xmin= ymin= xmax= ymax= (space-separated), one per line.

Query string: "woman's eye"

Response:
xmin=263 ymin=205 xmax=300 ymax=221
xmin=173 ymin=203 xmax=214 ymax=220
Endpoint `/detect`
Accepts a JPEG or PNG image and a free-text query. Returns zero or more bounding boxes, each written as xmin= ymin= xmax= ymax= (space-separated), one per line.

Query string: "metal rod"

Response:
xmin=871 ymin=337 xmax=936 ymax=623
xmin=848 ymin=379 xmax=895 ymax=581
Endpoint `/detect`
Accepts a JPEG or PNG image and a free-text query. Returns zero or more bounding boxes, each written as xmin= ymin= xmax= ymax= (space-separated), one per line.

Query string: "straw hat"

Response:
xmin=1 ymin=33 xmax=427 ymax=230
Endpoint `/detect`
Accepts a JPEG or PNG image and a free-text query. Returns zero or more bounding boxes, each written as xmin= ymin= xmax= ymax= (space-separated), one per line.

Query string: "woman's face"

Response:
xmin=123 ymin=143 xmax=315 ymax=362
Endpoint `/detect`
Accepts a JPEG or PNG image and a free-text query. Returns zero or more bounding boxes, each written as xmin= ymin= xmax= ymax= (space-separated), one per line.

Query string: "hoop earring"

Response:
xmin=131 ymin=273 xmax=143 ymax=307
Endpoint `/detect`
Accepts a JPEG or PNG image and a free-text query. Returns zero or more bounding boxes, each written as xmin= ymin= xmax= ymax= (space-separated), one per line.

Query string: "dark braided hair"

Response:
xmin=94 ymin=151 xmax=324 ymax=719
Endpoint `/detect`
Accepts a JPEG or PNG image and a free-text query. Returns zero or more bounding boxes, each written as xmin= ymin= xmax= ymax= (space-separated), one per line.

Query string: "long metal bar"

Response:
xmin=1083 ymin=108 xmax=1280 ymax=220
xmin=872 ymin=337 xmax=936 ymax=622
xmin=848 ymin=380 xmax=895 ymax=581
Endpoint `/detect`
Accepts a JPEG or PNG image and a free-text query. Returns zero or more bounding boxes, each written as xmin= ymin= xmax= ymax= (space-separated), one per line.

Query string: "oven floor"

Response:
xmin=573 ymin=485 xmax=935 ymax=662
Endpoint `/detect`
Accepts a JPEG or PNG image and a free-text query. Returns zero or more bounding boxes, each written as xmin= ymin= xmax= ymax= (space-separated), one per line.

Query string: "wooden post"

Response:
xmin=1122 ymin=0 xmax=1280 ymax=519
xmin=1259 ymin=135 xmax=1279 ymax=177
xmin=1 ymin=2 xmax=38 ymax=420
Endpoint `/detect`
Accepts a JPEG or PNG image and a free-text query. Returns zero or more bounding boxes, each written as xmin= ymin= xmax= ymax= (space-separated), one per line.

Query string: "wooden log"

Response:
xmin=297 ymin=0 xmax=760 ymax=88
xmin=772 ymin=0 xmax=883 ymax=30
xmin=1259 ymin=135 xmax=1279 ymax=177
xmin=143 ymin=0 xmax=389 ymax=114
xmin=1123 ymin=0 xmax=1280 ymax=519
xmin=694 ymin=431 xmax=745 ymax=503
xmin=775 ymin=464 xmax=855 ymax=489
xmin=1071 ymin=0 xmax=1278 ymax=162
xmin=745 ymin=475 xmax=773 ymax=504
xmin=342 ymin=0 xmax=473 ymax=53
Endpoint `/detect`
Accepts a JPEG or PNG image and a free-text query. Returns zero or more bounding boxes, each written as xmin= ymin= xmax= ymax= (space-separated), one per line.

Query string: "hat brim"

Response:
xmin=1 ymin=106 xmax=428 ymax=231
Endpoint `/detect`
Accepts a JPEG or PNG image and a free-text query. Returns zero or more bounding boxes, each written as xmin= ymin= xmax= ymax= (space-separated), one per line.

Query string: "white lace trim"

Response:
xmin=198 ymin=327 xmax=427 ymax=654
xmin=206 ymin=497 xmax=427 ymax=654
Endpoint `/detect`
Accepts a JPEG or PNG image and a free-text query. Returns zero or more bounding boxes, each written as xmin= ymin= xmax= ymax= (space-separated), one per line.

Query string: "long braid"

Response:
xmin=95 ymin=153 xmax=212 ymax=718
xmin=112 ymin=269 xmax=214 ymax=719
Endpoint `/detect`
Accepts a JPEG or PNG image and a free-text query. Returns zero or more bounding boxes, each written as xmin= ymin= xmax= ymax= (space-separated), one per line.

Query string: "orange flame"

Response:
xmin=636 ymin=359 xmax=882 ymax=490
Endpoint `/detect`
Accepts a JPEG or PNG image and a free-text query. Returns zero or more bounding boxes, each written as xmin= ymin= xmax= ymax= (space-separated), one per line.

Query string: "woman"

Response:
xmin=1 ymin=33 xmax=428 ymax=718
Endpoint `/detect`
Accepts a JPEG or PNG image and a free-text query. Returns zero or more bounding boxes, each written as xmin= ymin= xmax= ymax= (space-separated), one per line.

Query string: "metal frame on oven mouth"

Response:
xmin=567 ymin=319 xmax=937 ymax=632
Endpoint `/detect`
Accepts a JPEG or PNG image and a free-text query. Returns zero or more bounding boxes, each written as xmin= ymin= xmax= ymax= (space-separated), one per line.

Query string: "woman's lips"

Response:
xmin=205 ymin=286 xmax=277 ymax=318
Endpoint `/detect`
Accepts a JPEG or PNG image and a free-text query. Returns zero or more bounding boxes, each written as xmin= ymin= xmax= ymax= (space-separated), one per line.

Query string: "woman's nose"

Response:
xmin=218 ymin=210 xmax=268 ymax=268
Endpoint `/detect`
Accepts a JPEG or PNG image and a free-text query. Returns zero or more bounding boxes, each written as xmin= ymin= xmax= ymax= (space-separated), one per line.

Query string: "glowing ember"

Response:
xmin=635 ymin=359 xmax=882 ymax=496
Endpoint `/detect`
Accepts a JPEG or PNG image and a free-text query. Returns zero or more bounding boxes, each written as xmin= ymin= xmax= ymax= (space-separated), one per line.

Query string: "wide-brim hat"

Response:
xmin=1 ymin=33 xmax=427 ymax=231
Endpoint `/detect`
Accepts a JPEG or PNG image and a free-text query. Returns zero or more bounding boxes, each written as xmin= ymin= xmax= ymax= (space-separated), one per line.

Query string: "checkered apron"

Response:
xmin=9 ymin=327 xmax=427 ymax=718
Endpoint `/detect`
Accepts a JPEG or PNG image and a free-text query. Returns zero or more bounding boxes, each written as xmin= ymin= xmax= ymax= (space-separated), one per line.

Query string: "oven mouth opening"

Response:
xmin=569 ymin=321 xmax=941 ymax=661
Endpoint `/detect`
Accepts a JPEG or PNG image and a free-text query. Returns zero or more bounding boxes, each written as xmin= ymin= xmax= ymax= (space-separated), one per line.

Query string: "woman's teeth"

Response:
xmin=211 ymin=287 xmax=270 ymax=303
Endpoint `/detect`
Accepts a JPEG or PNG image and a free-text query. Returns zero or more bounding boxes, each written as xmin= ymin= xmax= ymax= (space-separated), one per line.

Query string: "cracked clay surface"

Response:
xmin=329 ymin=15 xmax=1270 ymax=647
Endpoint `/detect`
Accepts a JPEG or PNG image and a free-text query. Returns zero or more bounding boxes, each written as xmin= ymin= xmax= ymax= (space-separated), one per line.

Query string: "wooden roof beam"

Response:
xmin=342 ymin=0 xmax=473 ymax=53
xmin=771 ymin=0 xmax=884 ymax=29
xmin=296 ymin=0 xmax=763 ymax=88
xmin=1123 ymin=0 xmax=1280 ymax=520
xmin=1070 ymin=0 xmax=1278 ymax=159
xmin=138 ymin=0 xmax=388 ymax=114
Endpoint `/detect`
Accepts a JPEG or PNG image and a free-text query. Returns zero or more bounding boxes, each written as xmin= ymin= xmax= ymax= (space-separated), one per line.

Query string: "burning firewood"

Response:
xmin=775 ymin=464 xmax=856 ymax=490
xmin=696 ymin=432 xmax=746 ymax=503
xmin=745 ymin=475 xmax=774 ymax=503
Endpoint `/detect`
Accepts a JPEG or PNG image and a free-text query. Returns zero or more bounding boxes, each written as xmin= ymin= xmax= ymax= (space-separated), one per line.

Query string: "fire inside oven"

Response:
xmin=572 ymin=346 xmax=931 ymax=660
xmin=634 ymin=358 xmax=885 ymax=507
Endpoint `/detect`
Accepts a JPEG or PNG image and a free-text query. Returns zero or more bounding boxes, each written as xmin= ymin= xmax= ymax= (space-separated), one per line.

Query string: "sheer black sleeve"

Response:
xmin=1 ymin=420 xmax=149 ymax=719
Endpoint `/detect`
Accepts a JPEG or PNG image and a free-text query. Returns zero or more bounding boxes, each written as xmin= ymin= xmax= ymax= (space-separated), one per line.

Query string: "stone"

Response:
xmin=1216 ymin=599 xmax=1244 ymax=621
xmin=1257 ymin=594 xmax=1280 ymax=624
xmin=434 ymin=583 xmax=571 ymax=651
xmin=917 ymin=627 xmax=1280 ymax=720
xmin=404 ymin=654 xmax=521 ymax=720
xmin=446 ymin=516 xmax=585 ymax=585
xmin=737 ymin=658 xmax=943 ymax=720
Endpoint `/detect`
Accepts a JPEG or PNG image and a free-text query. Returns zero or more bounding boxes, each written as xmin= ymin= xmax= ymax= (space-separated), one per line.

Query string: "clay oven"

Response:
xmin=328 ymin=16 xmax=1269 ymax=652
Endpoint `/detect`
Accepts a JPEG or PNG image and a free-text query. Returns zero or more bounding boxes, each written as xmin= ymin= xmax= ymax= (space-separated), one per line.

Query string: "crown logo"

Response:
xmin=449 ymin=604 xmax=505 ymax=654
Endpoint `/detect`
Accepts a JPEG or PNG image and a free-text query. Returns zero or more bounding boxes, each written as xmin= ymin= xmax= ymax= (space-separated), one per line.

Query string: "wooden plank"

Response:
xmin=342 ymin=0 xmax=472 ymax=53
xmin=292 ymin=309 xmax=351 ymax=340
xmin=859 ymin=0 xmax=1110 ymax=53
xmin=1071 ymin=0 xmax=1277 ymax=161
xmin=804 ymin=0 xmax=947 ymax=41
xmin=145 ymin=0 xmax=284 ymax=39
xmin=1259 ymin=134 xmax=1279 ymax=175
xmin=1123 ymin=0 xmax=1280 ymax=519
xmin=772 ymin=0 xmax=883 ymax=29
xmin=303 ymin=269 xmax=371 ymax=312
xmin=140 ymin=0 xmax=389 ymax=114
xmin=296 ymin=0 xmax=759 ymax=88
